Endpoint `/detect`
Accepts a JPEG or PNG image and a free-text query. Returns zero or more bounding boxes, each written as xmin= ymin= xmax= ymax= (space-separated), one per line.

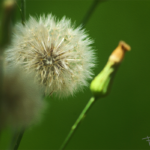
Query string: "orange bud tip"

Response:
xmin=109 ymin=41 xmax=131 ymax=63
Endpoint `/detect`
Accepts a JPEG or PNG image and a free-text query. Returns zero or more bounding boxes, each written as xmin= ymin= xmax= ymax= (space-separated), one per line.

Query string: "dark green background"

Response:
xmin=1 ymin=0 xmax=150 ymax=149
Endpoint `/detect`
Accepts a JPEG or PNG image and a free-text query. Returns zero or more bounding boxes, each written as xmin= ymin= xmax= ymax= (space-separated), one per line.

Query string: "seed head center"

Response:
xmin=42 ymin=49 xmax=58 ymax=67
xmin=45 ymin=56 xmax=53 ymax=65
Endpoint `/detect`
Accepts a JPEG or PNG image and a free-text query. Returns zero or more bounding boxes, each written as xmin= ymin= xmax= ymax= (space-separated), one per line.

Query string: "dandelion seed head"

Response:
xmin=0 ymin=66 xmax=45 ymax=128
xmin=5 ymin=14 xmax=95 ymax=97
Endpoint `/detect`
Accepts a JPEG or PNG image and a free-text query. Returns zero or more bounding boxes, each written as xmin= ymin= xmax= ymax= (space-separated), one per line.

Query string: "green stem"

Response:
xmin=0 ymin=0 xmax=16 ymax=49
xmin=10 ymin=1 xmax=26 ymax=149
xmin=0 ymin=0 xmax=16 ymax=131
xmin=0 ymin=56 xmax=3 ymax=106
xmin=9 ymin=129 xmax=19 ymax=150
xmin=0 ymin=129 xmax=2 ymax=139
xmin=11 ymin=128 xmax=25 ymax=150
xmin=21 ymin=0 xmax=26 ymax=25
xmin=59 ymin=97 xmax=96 ymax=150
xmin=80 ymin=0 xmax=108 ymax=29
xmin=80 ymin=0 xmax=100 ymax=29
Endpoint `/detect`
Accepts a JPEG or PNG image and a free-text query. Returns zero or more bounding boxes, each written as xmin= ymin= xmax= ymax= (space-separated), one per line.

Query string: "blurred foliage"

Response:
xmin=0 ymin=0 xmax=150 ymax=149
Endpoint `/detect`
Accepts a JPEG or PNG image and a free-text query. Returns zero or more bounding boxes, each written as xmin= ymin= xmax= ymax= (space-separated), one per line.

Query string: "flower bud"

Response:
xmin=90 ymin=41 xmax=131 ymax=99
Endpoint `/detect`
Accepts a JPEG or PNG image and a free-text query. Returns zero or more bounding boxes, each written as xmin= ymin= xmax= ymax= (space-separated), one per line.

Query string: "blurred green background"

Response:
xmin=1 ymin=0 xmax=150 ymax=149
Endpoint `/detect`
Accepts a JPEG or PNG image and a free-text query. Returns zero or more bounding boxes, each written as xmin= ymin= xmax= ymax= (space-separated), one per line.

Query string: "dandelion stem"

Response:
xmin=0 ymin=129 xmax=1 ymax=138
xmin=10 ymin=1 xmax=26 ymax=149
xmin=0 ymin=0 xmax=16 ymax=50
xmin=0 ymin=0 xmax=16 ymax=124
xmin=59 ymin=96 xmax=97 ymax=150
xmin=0 ymin=56 xmax=3 ymax=106
xmin=21 ymin=0 xmax=26 ymax=25
xmin=11 ymin=128 xmax=25 ymax=150
xmin=80 ymin=0 xmax=101 ymax=28
xmin=9 ymin=130 xmax=19 ymax=149
xmin=80 ymin=0 xmax=108 ymax=28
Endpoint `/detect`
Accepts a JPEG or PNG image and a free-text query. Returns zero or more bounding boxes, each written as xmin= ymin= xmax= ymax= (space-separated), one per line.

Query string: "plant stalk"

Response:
xmin=0 ymin=0 xmax=16 ymax=132
xmin=21 ymin=0 xmax=26 ymax=25
xmin=59 ymin=96 xmax=96 ymax=150
xmin=12 ymin=129 xmax=25 ymax=150
xmin=10 ymin=1 xmax=26 ymax=149
xmin=80 ymin=0 xmax=101 ymax=29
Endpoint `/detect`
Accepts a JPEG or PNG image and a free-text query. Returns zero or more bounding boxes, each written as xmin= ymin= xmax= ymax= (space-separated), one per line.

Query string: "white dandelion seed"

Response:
xmin=5 ymin=14 xmax=95 ymax=97
xmin=0 ymin=66 xmax=46 ymax=128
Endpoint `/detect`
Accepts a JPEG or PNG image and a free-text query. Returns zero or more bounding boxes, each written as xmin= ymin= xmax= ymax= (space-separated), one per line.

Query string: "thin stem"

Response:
xmin=11 ymin=128 xmax=25 ymax=150
xmin=0 ymin=0 xmax=16 ymax=131
xmin=0 ymin=129 xmax=2 ymax=139
xmin=9 ymin=129 xmax=19 ymax=150
xmin=0 ymin=56 xmax=3 ymax=132
xmin=0 ymin=56 xmax=3 ymax=108
xmin=21 ymin=0 xmax=26 ymax=25
xmin=80 ymin=0 xmax=100 ymax=29
xmin=15 ymin=1 xmax=23 ymax=19
xmin=80 ymin=0 xmax=108 ymax=29
xmin=10 ymin=1 xmax=26 ymax=149
xmin=59 ymin=97 xmax=96 ymax=150
xmin=0 ymin=0 xmax=16 ymax=49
